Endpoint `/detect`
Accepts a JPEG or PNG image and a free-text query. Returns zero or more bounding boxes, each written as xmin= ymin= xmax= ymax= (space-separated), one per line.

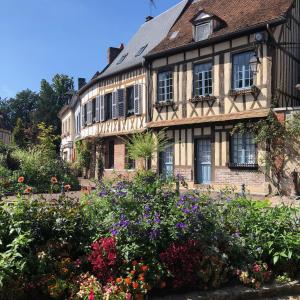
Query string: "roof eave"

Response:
xmin=145 ymin=17 xmax=287 ymax=61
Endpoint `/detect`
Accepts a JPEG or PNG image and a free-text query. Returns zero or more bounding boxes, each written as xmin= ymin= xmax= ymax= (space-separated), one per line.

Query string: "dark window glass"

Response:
xmin=84 ymin=104 xmax=87 ymax=125
xmin=92 ymin=98 xmax=96 ymax=122
xmin=233 ymin=51 xmax=254 ymax=89
xmin=125 ymin=146 xmax=135 ymax=170
xmin=158 ymin=71 xmax=173 ymax=102
xmin=126 ymin=86 xmax=135 ymax=116
xmin=231 ymin=133 xmax=256 ymax=165
xmin=107 ymin=140 xmax=114 ymax=169
xmin=105 ymin=93 xmax=112 ymax=120
xmin=160 ymin=144 xmax=174 ymax=179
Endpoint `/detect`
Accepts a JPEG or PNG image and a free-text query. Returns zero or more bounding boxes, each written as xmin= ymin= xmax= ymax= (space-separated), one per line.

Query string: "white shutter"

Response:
xmin=112 ymin=91 xmax=118 ymax=119
xmin=96 ymin=96 xmax=100 ymax=122
xmin=118 ymin=89 xmax=125 ymax=118
xmin=100 ymin=95 xmax=105 ymax=122
xmin=134 ymin=84 xmax=142 ymax=115
xmin=87 ymin=101 xmax=92 ymax=125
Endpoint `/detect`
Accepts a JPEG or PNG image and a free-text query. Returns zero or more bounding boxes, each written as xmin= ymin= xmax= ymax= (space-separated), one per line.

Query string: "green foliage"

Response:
xmin=36 ymin=122 xmax=59 ymax=158
xmin=232 ymin=112 xmax=300 ymax=194
xmin=75 ymin=140 xmax=92 ymax=169
xmin=124 ymin=130 xmax=169 ymax=169
xmin=12 ymin=118 xmax=26 ymax=148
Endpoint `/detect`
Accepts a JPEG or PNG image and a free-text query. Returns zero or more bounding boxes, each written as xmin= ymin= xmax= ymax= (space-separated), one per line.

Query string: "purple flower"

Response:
xmin=154 ymin=212 xmax=161 ymax=223
xmin=149 ymin=229 xmax=160 ymax=240
xmin=144 ymin=205 xmax=151 ymax=212
xmin=110 ymin=229 xmax=119 ymax=236
xmin=183 ymin=208 xmax=190 ymax=214
xmin=176 ymin=222 xmax=187 ymax=229
xmin=191 ymin=205 xmax=198 ymax=212
xmin=232 ymin=231 xmax=240 ymax=238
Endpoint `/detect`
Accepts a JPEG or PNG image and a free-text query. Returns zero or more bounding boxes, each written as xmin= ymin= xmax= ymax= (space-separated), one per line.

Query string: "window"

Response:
xmin=125 ymin=146 xmax=135 ymax=170
xmin=92 ymin=98 xmax=96 ymax=122
xmin=135 ymin=44 xmax=148 ymax=57
xmin=126 ymin=86 xmax=135 ymax=116
xmin=230 ymin=133 xmax=257 ymax=167
xmin=195 ymin=22 xmax=211 ymax=42
xmin=160 ymin=144 xmax=174 ymax=179
xmin=158 ymin=71 xmax=173 ymax=102
xmin=117 ymin=53 xmax=128 ymax=65
xmin=105 ymin=93 xmax=112 ymax=120
xmin=194 ymin=63 xmax=213 ymax=96
xmin=107 ymin=140 xmax=114 ymax=169
xmin=233 ymin=51 xmax=254 ymax=89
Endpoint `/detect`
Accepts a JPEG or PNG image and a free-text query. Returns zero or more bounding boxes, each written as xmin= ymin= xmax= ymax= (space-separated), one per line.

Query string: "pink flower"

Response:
xmin=126 ymin=293 xmax=132 ymax=300
xmin=89 ymin=290 xmax=95 ymax=300
xmin=253 ymin=263 xmax=261 ymax=273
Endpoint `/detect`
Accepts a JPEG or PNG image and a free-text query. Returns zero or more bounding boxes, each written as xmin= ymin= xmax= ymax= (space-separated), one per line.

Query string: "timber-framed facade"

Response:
xmin=59 ymin=0 xmax=300 ymax=195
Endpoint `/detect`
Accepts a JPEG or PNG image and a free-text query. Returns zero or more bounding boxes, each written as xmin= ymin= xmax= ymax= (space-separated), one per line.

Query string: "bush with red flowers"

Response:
xmin=88 ymin=237 xmax=119 ymax=284
xmin=159 ymin=240 xmax=203 ymax=289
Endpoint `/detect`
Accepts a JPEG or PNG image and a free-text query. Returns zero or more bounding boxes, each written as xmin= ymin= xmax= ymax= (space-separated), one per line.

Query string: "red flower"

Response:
xmin=141 ymin=265 xmax=148 ymax=272
xmin=253 ymin=263 xmax=261 ymax=273
xmin=89 ymin=290 xmax=95 ymax=300
xmin=132 ymin=260 xmax=138 ymax=266
xmin=132 ymin=282 xmax=139 ymax=289
xmin=24 ymin=187 xmax=32 ymax=194
xmin=64 ymin=184 xmax=71 ymax=191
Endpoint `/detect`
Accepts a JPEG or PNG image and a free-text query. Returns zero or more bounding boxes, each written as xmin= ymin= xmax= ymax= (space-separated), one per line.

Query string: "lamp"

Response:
xmin=249 ymin=52 xmax=261 ymax=75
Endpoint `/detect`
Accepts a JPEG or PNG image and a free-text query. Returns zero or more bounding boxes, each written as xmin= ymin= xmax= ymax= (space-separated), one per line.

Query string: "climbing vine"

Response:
xmin=75 ymin=140 xmax=92 ymax=170
xmin=232 ymin=111 xmax=300 ymax=195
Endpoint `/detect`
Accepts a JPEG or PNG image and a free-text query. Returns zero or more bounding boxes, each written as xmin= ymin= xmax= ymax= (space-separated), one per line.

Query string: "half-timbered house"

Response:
xmin=75 ymin=0 xmax=188 ymax=179
xmin=145 ymin=0 xmax=300 ymax=194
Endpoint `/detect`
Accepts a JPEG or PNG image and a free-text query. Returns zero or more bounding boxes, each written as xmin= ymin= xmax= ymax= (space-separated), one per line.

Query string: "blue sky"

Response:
xmin=0 ymin=0 xmax=180 ymax=98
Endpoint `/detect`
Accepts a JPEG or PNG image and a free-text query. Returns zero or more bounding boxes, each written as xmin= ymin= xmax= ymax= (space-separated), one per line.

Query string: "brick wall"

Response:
xmin=174 ymin=166 xmax=193 ymax=181
xmin=214 ymin=168 xmax=266 ymax=189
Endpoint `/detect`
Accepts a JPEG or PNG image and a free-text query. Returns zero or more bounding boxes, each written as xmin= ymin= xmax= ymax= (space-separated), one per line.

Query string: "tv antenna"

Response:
xmin=149 ymin=0 xmax=156 ymax=16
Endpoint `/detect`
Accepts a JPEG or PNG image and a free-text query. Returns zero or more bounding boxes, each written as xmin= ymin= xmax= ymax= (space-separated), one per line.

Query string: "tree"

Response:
xmin=12 ymin=118 xmax=26 ymax=148
xmin=0 ymin=90 xmax=38 ymax=129
xmin=124 ymin=130 xmax=169 ymax=170
xmin=52 ymin=74 xmax=74 ymax=107
xmin=37 ymin=122 xmax=58 ymax=158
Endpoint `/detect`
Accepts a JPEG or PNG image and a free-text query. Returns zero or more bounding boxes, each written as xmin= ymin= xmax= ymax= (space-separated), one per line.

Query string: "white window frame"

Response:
xmin=193 ymin=62 xmax=213 ymax=96
xmin=157 ymin=71 xmax=173 ymax=103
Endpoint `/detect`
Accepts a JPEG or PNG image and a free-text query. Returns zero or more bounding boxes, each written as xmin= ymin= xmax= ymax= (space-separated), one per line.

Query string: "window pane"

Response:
xmin=158 ymin=71 xmax=173 ymax=102
xmin=194 ymin=63 xmax=212 ymax=96
xmin=195 ymin=23 xmax=211 ymax=42
xmin=233 ymin=51 xmax=254 ymax=89
xmin=231 ymin=132 xmax=256 ymax=165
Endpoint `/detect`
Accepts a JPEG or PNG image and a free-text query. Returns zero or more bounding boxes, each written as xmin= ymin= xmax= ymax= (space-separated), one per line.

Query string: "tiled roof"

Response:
xmin=98 ymin=0 xmax=189 ymax=79
xmin=148 ymin=0 xmax=293 ymax=57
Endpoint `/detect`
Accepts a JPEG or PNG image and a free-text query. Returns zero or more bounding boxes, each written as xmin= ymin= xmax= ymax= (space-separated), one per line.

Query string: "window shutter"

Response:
xmin=87 ymin=101 xmax=92 ymax=125
xmin=112 ymin=91 xmax=118 ymax=119
xmin=95 ymin=96 xmax=100 ymax=122
xmin=81 ymin=105 xmax=85 ymax=128
xmin=118 ymin=89 xmax=125 ymax=118
xmin=100 ymin=95 xmax=105 ymax=122
xmin=134 ymin=84 xmax=142 ymax=115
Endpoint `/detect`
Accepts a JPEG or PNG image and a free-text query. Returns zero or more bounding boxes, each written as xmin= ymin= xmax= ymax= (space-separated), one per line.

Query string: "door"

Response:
xmin=196 ymin=139 xmax=211 ymax=184
xmin=160 ymin=144 xmax=174 ymax=179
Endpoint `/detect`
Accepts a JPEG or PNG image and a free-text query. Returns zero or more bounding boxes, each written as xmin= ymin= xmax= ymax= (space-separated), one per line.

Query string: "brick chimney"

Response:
xmin=78 ymin=78 xmax=86 ymax=90
xmin=107 ymin=43 xmax=124 ymax=65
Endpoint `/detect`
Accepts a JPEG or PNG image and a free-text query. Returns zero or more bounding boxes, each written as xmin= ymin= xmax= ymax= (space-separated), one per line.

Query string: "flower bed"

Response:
xmin=0 ymin=171 xmax=299 ymax=300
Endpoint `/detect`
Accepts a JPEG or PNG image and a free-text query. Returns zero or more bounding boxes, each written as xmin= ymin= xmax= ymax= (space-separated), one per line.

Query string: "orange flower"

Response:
xmin=50 ymin=177 xmax=58 ymax=184
xmin=132 ymin=282 xmax=139 ymax=289
xmin=116 ymin=278 xmax=123 ymax=284
xmin=18 ymin=176 xmax=25 ymax=183
xmin=24 ymin=187 xmax=32 ymax=194
xmin=64 ymin=184 xmax=71 ymax=191
xmin=124 ymin=277 xmax=132 ymax=285
xmin=141 ymin=265 xmax=148 ymax=272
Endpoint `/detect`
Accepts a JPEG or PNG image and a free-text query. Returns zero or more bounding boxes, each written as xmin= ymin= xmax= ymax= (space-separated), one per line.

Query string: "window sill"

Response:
xmin=154 ymin=101 xmax=177 ymax=109
xmin=229 ymin=85 xmax=260 ymax=97
xmin=228 ymin=163 xmax=258 ymax=170
xmin=190 ymin=95 xmax=216 ymax=103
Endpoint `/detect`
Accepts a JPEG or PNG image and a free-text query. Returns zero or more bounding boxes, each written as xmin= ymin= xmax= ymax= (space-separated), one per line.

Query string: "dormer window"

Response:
xmin=191 ymin=11 xmax=225 ymax=42
xmin=117 ymin=53 xmax=128 ymax=65
xmin=195 ymin=22 xmax=211 ymax=42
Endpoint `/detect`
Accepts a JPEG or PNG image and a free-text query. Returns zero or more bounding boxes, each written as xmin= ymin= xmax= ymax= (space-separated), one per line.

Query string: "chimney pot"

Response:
xmin=107 ymin=45 xmax=124 ymax=65
xmin=145 ymin=16 xmax=153 ymax=22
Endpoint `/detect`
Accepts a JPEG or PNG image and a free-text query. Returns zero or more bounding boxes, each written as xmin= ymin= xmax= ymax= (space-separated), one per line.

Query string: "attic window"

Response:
xmin=135 ymin=44 xmax=148 ymax=57
xmin=195 ymin=22 xmax=211 ymax=42
xmin=117 ymin=53 xmax=128 ymax=65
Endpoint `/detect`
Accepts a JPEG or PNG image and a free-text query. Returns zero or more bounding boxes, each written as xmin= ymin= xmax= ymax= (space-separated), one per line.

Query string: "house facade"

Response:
xmin=0 ymin=112 xmax=11 ymax=145
xmin=60 ymin=0 xmax=300 ymax=195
